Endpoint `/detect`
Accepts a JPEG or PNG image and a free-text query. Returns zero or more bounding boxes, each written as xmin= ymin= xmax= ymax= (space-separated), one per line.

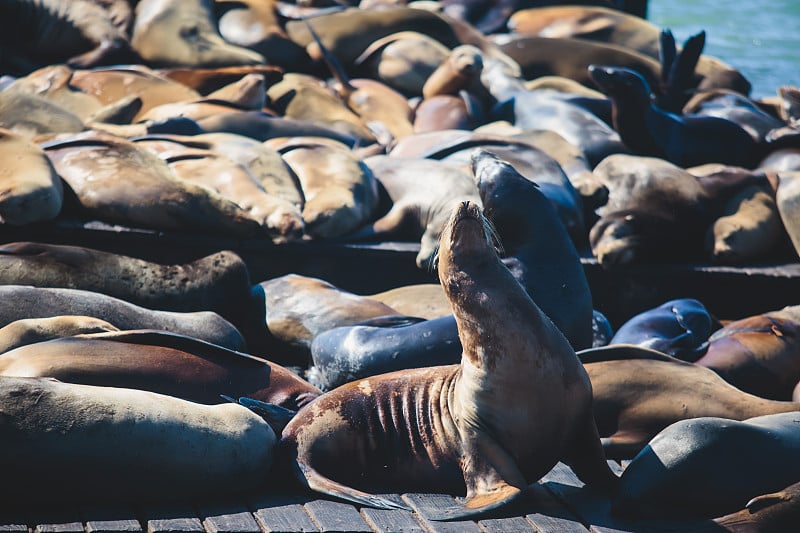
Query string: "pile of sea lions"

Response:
xmin=1 ymin=0 xmax=800 ymax=528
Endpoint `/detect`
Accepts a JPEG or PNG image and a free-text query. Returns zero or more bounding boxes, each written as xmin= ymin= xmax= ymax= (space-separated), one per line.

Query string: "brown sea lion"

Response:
xmin=579 ymin=345 xmax=800 ymax=460
xmin=614 ymin=412 xmax=800 ymax=519
xmin=157 ymin=65 xmax=282 ymax=95
xmin=0 ymin=90 xmax=84 ymax=137
xmin=366 ymin=284 xmax=450 ymax=320
xmin=41 ymin=130 xmax=265 ymax=237
xmin=5 ymin=65 xmax=104 ymax=121
xmin=0 ymin=285 xmax=246 ymax=351
xmin=412 ymin=94 xmax=475 ymax=133
xmin=775 ymin=171 xmax=800 ymax=258
xmin=131 ymin=0 xmax=265 ymax=68
xmin=422 ymin=44 xmax=483 ymax=98
xmin=280 ymin=201 xmax=617 ymax=519
xmin=695 ymin=305 xmax=800 ymax=402
xmin=0 ymin=329 xmax=320 ymax=411
xmin=0 ymin=242 xmax=252 ymax=327
xmin=0 ymin=315 xmax=118 ymax=355
xmin=0 ymin=376 xmax=274 ymax=504
xmin=0 ymin=128 xmax=63 ymax=225
xmin=279 ymin=142 xmax=379 ymax=238
xmin=714 ymin=480 xmax=800 ymax=532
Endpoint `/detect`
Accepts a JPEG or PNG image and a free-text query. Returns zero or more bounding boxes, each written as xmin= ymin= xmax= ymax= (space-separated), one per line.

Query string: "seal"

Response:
xmin=609 ymin=298 xmax=719 ymax=361
xmin=0 ymin=315 xmax=118 ymax=354
xmin=367 ymin=284 xmax=451 ymax=320
xmin=0 ymin=89 xmax=84 ymax=137
xmin=0 ymin=285 xmax=246 ymax=351
xmin=0 ymin=242 xmax=252 ymax=328
xmin=579 ymin=344 xmax=800 ymax=460
xmin=131 ymin=0 xmax=265 ymax=68
xmin=0 ymin=128 xmax=63 ymax=224
xmin=282 ymin=201 xmax=617 ymax=519
xmin=695 ymin=305 xmax=800 ymax=401
xmin=0 ymin=376 xmax=274 ymax=504
xmin=41 ymin=130 xmax=265 ymax=237
xmin=0 ymin=329 xmax=320 ymax=412
xmin=714 ymin=480 xmax=800 ymax=531
xmin=614 ymin=412 xmax=800 ymax=519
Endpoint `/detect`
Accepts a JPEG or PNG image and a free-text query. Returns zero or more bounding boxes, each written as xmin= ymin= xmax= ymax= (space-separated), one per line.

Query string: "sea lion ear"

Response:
xmin=220 ymin=395 xmax=297 ymax=435
xmin=745 ymin=491 xmax=792 ymax=513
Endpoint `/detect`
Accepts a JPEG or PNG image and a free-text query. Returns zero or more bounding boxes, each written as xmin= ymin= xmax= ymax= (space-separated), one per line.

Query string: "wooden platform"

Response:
xmin=0 ymin=462 xmax=727 ymax=533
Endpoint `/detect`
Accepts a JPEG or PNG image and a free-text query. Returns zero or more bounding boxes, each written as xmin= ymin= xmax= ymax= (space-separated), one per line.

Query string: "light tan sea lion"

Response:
xmin=0 ymin=315 xmax=118 ymax=354
xmin=366 ymin=284 xmax=450 ymax=320
xmin=0 ymin=90 xmax=84 ymax=137
xmin=0 ymin=376 xmax=274 ymax=504
xmin=0 ymin=128 xmax=63 ymax=224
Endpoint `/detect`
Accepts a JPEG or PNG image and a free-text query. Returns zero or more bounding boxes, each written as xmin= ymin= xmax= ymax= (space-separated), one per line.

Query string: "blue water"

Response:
xmin=648 ymin=0 xmax=800 ymax=98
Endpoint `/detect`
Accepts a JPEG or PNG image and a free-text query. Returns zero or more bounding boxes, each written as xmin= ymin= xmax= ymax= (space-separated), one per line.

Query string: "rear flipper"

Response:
xmin=294 ymin=460 xmax=412 ymax=511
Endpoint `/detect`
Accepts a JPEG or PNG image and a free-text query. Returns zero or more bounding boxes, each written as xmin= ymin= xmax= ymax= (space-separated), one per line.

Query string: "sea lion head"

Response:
xmin=588 ymin=64 xmax=651 ymax=105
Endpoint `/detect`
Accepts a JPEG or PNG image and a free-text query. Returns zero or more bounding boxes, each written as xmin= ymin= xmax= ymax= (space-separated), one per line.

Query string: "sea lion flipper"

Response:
xmin=564 ymin=417 xmax=620 ymax=490
xmin=745 ymin=491 xmax=792 ymax=512
xmin=294 ymin=461 xmax=412 ymax=511
xmin=600 ymin=431 xmax=650 ymax=461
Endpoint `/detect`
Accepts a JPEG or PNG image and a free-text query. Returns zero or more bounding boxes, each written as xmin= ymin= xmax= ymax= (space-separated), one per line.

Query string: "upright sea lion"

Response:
xmin=695 ymin=305 xmax=800 ymax=401
xmin=0 ymin=285 xmax=246 ymax=351
xmin=281 ymin=201 xmax=617 ymax=518
xmin=0 ymin=315 xmax=118 ymax=355
xmin=0 ymin=243 xmax=252 ymax=327
xmin=579 ymin=345 xmax=800 ymax=460
xmin=0 ymin=128 xmax=63 ymax=225
xmin=0 ymin=330 xmax=320 ymax=411
xmin=0 ymin=376 xmax=274 ymax=504
xmin=609 ymin=298 xmax=718 ymax=361
xmin=131 ymin=0 xmax=265 ymax=68
xmin=614 ymin=412 xmax=800 ymax=519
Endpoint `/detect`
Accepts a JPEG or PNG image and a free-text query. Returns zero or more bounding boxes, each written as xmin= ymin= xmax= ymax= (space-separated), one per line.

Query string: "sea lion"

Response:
xmin=0 ymin=285 xmax=246 ymax=351
xmin=588 ymin=65 xmax=760 ymax=168
xmin=41 ymin=130 xmax=265 ymax=237
xmin=131 ymin=0 xmax=265 ymax=68
xmin=0 ymin=329 xmax=320 ymax=411
xmin=282 ymin=201 xmax=617 ymax=518
xmin=358 ymin=155 xmax=481 ymax=268
xmin=0 ymin=128 xmax=63 ymax=225
xmin=775 ymin=171 xmax=800 ymax=258
xmin=157 ymin=65 xmax=282 ymax=95
xmin=279 ymin=142 xmax=379 ymax=238
xmin=196 ymin=111 xmax=360 ymax=146
xmin=714 ymin=480 xmax=800 ymax=532
xmin=695 ymin=305 xmax=800 ymax=401
xmin=609 ymin=298 xmax=718 ymax=361
xmin=0 ymin=376 xmax=274 ymax=504
xmin=5 ymin=65 xmax=105 ymax=121
xmin=0 ymin=0 xmax=135 ymax=73
xmin=579 ymin=345 xmax=800 ymax=460
xmin=422 ymin=44 xmax=484 ymax=99
xmin=367 ymin=284 xmax=450 ymax=320
xmin=614 ymin=412 xmax=800 ymax=519
xmin=0 ymin=242 xmax=252 ymax=327
xmin=0 ymin=315 xmax=118 ymax=354
xmin=0 ymin=90 xmax=84 ymax=137
xmin=683 ymin=89 xmax=786 ymax=144
xmin=412 ymin=94 xmax=476 ymax=133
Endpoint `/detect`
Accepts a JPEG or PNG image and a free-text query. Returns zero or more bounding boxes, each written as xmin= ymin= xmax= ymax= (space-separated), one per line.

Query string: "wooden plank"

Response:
xmin=34 ymin=521 xmax=85 ymax=533
xmin=249 ymin=492 xmax=319 ymax=533
xmin=303 ymin=500 xmax=371 ymax=533
xmin=142 ymin=504 xmax=205 ymax=533
xmin=82 ymin=505 xmax=142 ymax=533
xmin=401 ymin=494 xmax=481 ymax=533
xmin=524 ymin=484 xmax=587 ymax=533
xmin=360 ymin=508 xmax=425 ymax=533
xmin=0 ymin=508 xmax=28 ymax=533
xmin=199 ymin=502 xmax=260 ymax=533
xmin=32 ymin=508 xmax=85 ymax=533
xmin=478 ymin=516 xmax=538 ymax=532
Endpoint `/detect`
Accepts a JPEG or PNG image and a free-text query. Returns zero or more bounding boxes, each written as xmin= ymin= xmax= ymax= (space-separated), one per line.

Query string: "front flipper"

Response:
xmin=294 ymin=460 xmax=412 ymax=511
xmin=422 ymin=429 xmax=526 ymax=521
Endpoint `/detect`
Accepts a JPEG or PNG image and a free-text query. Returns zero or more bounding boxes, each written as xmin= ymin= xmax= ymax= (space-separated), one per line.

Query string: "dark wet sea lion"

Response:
xmin=579 ymin=345 xmax=800 ymax=460
xmin=614 ymin=412 xmax=800 ymax=519
xmin=0 ymin=329 xmax=320 ymax=411
xmin=588 ymin=65 xmax=761 ymax=168
xmin=695 ymin=305 xmax=800 ymax=401
xmin=0 ymin=128 xmax=63 ymax=224
xmin=0 ymin=242 xmax=251 ymax=327
xmin=609 ymin=298 xmax=718 ymax=361
xmin=282 ymin=201 xmax=617 ymax=518
xmin=0 ymin=376 xmax=274 ymax=504
xmin=683 ymin=89 xmax=786 ymax=143
xmin=0 ymin=285 xmax=245 ymax=351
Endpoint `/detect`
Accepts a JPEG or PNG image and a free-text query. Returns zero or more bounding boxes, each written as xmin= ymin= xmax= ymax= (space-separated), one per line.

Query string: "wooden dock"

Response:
xmin=0 ymin=462 xmax=727 ymax=532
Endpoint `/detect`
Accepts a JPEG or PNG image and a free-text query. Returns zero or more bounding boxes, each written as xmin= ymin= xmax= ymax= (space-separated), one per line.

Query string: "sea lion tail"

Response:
xmin=293 ymin=460 xmax=412 ymax=511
